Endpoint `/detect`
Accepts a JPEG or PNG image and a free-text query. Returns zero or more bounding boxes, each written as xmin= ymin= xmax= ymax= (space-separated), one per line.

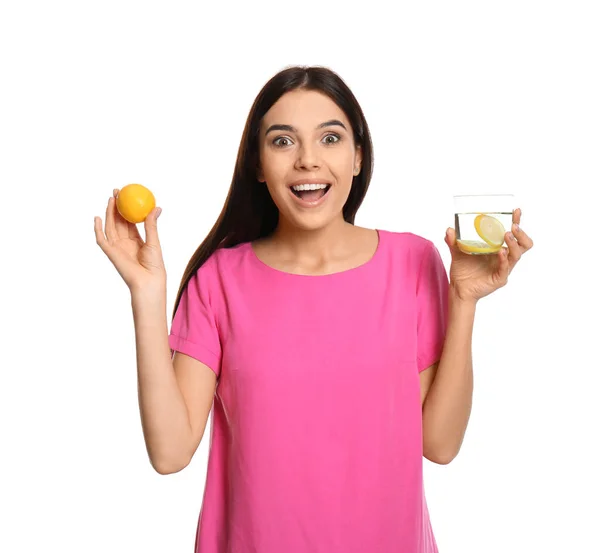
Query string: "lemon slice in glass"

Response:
xmin=474 ymin=214 xmax=506 ymax=248
xmin=457 ymin=239 xmax=503 ymax=254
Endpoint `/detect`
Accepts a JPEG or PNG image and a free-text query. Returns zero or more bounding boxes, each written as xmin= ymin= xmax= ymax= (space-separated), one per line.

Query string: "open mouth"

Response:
xmin=290 ymin=183 xmax=332 ymax=203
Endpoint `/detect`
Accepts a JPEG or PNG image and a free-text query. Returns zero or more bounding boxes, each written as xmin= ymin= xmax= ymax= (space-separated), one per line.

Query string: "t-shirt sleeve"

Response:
xmin=416 ymin=241 xmax=449 ymax=372
xmin=168 ymin=260 xmax=222 ymax=377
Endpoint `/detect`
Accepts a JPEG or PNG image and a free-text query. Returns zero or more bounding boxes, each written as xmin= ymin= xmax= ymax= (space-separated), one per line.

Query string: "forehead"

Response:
xmin=261 ymin=89 xmax=348 ymax=130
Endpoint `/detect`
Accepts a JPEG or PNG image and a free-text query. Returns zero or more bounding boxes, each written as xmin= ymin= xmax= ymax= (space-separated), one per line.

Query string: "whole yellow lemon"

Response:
xmin=116 ymin=184 xmax=156 ymax=224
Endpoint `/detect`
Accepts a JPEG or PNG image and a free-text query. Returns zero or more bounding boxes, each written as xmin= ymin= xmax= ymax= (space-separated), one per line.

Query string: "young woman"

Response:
xmin=94 ymin=65 xmax=533 ymax=552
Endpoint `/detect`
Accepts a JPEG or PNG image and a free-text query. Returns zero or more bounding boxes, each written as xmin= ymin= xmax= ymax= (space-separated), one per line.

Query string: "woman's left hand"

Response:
xmin=444 ymin=208 xmax=534 ymax=303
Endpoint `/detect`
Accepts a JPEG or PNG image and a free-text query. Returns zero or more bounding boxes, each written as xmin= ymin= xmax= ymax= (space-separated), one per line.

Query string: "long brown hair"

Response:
xmin=171 ymin=65 xmax=374 ymax=321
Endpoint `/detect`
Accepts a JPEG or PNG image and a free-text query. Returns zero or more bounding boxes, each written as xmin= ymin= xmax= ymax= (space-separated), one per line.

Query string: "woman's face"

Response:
xmin=257 ymin=89 xmax=362 ymax=231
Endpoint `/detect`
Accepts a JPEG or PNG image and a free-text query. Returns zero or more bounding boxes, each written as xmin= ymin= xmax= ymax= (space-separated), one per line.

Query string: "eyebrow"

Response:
xmin=265 ymin=119 xmax=347 ymax=136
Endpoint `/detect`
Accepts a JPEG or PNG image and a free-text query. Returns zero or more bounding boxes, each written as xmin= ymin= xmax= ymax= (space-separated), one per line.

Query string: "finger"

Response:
xmin=94 ymin=216 xmax=107 ymax=247
xmin=505 ymin=230 xmax=522 ymax=268
xmin=127 ymin=219 xmax=144 ymax=242
xmin=446 ymin=227 xmax=457 ymax=246
xmin=511 ymin=222 xmax=534 ymax=251
xmin=143 ymin=207 xmax=162 ymax=247
xmin=94 ymin=216 xmax=116 ymax=262
xmin=105 ymin=195 xmax=118 ymax=241
xmin=445 ymin=227 xmax=461 ymax=258
xmin=95 ymin=213 xmax=135 ymax=271
xmin=494 ymin=247 xmax=510 ymax=286
xmin=512 ymin=207 xmax=522 ymax=226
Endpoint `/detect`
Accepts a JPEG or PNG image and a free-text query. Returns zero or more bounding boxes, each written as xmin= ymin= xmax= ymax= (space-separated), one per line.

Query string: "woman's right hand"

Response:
xmin=94 ymin=188 xmax=166 ymax=293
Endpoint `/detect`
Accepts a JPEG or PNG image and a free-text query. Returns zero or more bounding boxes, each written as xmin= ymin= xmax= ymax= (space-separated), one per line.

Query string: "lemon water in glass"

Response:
xmin=453 ymin=194 xmax=515 ymax=255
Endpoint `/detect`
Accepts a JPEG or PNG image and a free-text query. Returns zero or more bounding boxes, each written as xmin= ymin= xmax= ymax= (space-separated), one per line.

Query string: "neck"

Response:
xmin=269 ymin=216 xmax=354 ymax=261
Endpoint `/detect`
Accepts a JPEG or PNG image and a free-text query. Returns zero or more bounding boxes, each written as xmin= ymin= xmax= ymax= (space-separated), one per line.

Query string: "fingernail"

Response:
xmin=156 ymin=208 xmax=162 ymax=218
xmin=513 ymin=223 xmax=519 ymax=232
xmin=509 ymin=232 xmax=516 ymax=241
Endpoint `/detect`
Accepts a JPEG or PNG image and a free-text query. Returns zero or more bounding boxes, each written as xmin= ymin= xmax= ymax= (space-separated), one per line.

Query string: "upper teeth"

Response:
xmin=292 ymin=183 xmax=329 ymax=191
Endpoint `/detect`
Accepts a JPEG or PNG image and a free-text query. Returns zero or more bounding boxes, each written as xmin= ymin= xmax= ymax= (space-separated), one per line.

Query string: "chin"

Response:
xmin=289 ymin=217 xmax=330 ymax=231
xmin=283 ymin=208 xmax=344 ymax=232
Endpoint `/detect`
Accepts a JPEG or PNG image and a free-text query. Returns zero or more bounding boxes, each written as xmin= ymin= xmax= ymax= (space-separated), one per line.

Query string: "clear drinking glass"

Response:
xmin=453 ymin=194 xmax=515 ymax=255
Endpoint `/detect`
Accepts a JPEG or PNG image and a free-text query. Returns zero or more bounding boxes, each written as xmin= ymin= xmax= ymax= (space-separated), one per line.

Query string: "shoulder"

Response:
xmin=378 ymin=229 xmax=437 ymax=258
xmin=377 ymin=229 xmax=447 ymax=283
xmin=192 ymin=241 xmax=251 ymax=278
xmin=187 ymin=241 xmax=256 ymax=299
xmin=182 ymin=244 xmax=247 ymax=311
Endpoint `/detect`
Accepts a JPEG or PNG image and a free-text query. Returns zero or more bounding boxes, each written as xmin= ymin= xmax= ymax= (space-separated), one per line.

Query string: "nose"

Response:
xmin=294 ymin=142 xmax=321 ymax=171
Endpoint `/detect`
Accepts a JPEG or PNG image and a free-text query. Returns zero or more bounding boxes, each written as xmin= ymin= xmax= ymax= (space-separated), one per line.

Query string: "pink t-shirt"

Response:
xmin=168 ymin=229 xmax=449 ymax=553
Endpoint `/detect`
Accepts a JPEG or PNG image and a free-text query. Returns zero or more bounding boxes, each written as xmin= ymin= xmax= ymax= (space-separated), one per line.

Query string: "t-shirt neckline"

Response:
xmin=247 ymin=229 xmax=385 ymax=279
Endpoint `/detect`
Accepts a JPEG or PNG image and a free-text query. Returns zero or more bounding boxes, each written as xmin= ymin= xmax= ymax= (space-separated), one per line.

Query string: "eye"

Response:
xmin=272 ymin=133 xmax=341 ymax=148
xmin=323 ymin=133 xmax=341 ymax=145
xmin=273 ymin=136 xmax=292 ymax=147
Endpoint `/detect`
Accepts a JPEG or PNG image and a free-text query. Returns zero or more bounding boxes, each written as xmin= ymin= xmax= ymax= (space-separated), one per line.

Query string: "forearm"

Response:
xmin=131 ymin=288 xmax=192 ymax=474
xmin=422 ymin=288 xmax=475 ymax=463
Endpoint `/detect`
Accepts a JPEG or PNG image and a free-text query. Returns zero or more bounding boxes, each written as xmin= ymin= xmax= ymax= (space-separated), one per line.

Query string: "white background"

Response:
xmin=1 ymin=1 xmax=599 ymax=551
